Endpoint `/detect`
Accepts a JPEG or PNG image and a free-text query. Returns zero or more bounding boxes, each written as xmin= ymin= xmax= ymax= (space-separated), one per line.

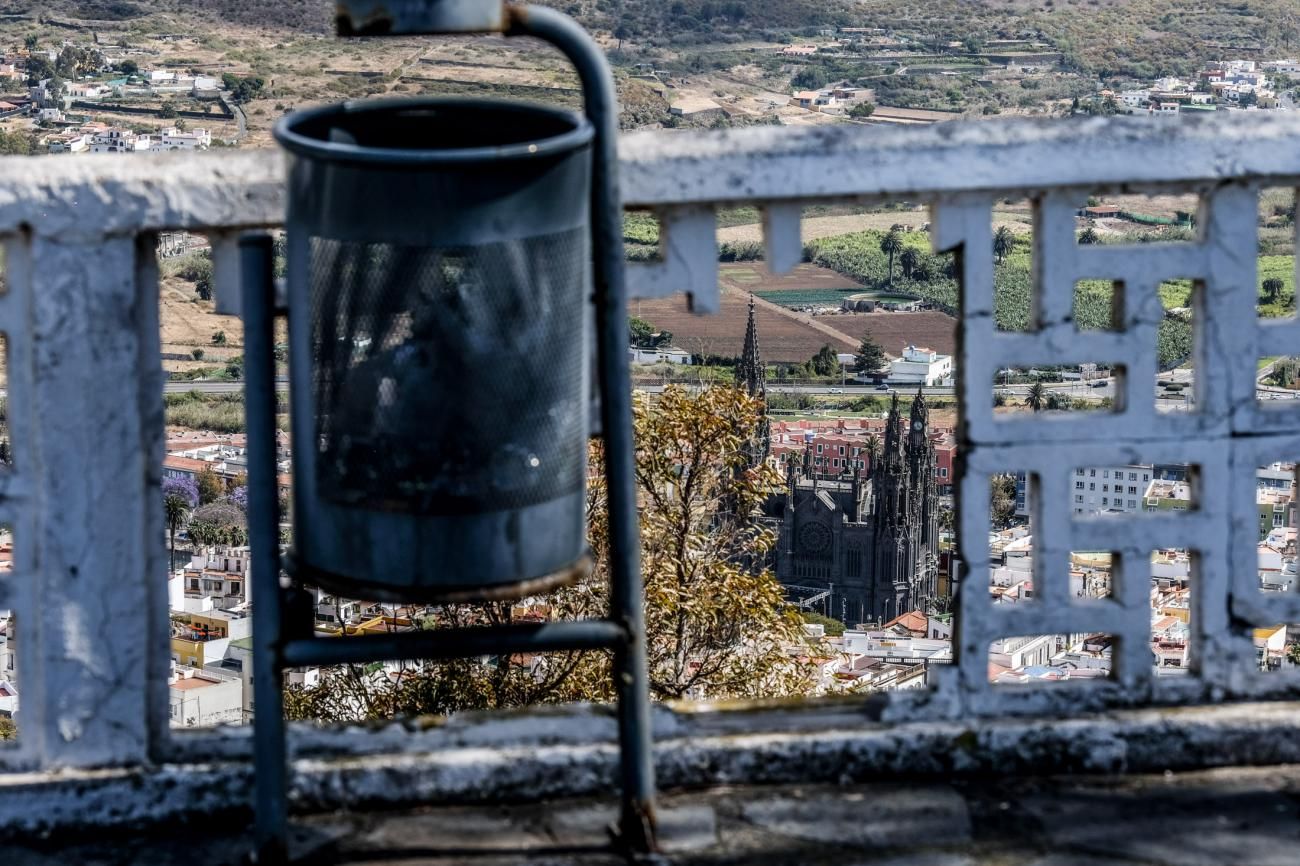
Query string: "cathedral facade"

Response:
xmin=736 ymin=299 xmax=940 ymax=625
xmin=767 ymin=394 xmax=941 ymax=626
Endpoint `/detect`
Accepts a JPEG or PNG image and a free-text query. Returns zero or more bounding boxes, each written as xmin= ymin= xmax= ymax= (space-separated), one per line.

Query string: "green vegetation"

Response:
xmin=754 ymin=289 xmax=861 ymax=307
xmin=221 ymin=72 xmax=266 ymax=104
xmin=164 ymin=390 xmax=288 ymax=433
xmin=800 ymin=611 xmax=845 ymax=636
xmin=854 ymin=333 xmax=887 ymax=375
xmin=806 ymin=228 xmax=1198 ymax=369
xmin=628 ymin=315 xmax=673 ymax=348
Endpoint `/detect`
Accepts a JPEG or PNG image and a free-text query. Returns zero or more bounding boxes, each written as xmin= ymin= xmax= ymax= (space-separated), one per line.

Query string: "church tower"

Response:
xmin=737 ymin=295 xmax=770 ymax=465
xmin=871 ymin=394 xmax=911 ymax=621
xmin=907 ymin=388 xmax=940 ymax=605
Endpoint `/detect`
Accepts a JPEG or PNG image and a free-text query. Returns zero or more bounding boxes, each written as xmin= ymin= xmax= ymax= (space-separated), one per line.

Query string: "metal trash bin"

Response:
xmin=274 ymin=97 xmax=594 ymax=602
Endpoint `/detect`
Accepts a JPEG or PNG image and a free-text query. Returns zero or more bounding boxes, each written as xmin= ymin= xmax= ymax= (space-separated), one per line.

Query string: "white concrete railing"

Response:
xmin=0 ymin=112 xmax=1299 ymax=830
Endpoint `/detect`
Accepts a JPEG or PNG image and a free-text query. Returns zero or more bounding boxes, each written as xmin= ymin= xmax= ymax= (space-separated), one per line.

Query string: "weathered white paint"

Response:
xmin=0 ymin=113 xmax=1296 ymax=823
xmin=4 ymin=700 xmax=1300 ymax=835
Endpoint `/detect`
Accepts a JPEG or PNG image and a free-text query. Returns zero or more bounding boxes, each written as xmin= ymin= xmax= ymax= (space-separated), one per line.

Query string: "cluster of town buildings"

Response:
xmin=0 ymin=40 xmax=223 ymax=156
xmin=44 ymin=120 xmax=212 ymax=154
xmin=1107 ymin=59 xmax=1294 ymax=115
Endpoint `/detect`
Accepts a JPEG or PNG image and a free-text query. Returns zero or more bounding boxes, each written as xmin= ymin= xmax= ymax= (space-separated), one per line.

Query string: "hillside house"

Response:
xmin=888 ymin=344 xmax=954 ymax=386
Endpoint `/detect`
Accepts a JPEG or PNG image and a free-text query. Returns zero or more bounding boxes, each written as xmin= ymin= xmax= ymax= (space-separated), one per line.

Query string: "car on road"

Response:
xmin=1089 ymin=379 xmax=1108 ymax=388
xmin=875 ymin=383 xmax=891 ymax=391
xmin=828 ymin=388 xmax=843 ymax=394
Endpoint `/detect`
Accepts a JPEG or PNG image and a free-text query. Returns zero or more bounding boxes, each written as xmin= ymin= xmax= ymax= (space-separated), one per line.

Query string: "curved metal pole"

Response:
xmin=506 ymin=5 xmax=657 ymax=854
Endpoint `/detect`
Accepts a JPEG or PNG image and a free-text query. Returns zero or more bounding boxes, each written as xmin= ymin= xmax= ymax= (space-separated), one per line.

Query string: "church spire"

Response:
xmin=883 ymin=391 xmax=903 ymax=457
xmin=738 ymin=294 xmax=765 ymax=398
xmin=738 ymin=294 xmax=770 ymax=466
xmin=910 ymin=386 xmax=928 ymax=428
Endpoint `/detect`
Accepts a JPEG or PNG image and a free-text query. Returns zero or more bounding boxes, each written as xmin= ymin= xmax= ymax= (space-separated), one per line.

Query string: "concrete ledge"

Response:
xmin=2 ymin=701 xmax=1299 ymax=838
xmin=10 ymin=765 xmax=1300 ymax=864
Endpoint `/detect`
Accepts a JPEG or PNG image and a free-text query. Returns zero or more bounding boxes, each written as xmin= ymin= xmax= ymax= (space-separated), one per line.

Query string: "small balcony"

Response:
xmin=0 ymin=113 xmax=1298 ymax=860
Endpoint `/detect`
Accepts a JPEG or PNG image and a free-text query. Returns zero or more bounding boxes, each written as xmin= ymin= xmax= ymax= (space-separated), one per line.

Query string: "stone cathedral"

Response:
xmin=736 ymin=300 xmax=940 ymax=625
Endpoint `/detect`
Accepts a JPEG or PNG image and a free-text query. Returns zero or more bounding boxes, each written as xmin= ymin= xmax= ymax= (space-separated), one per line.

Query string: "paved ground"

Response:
xmin=11 ymin=765 xmax=1300 ymax=864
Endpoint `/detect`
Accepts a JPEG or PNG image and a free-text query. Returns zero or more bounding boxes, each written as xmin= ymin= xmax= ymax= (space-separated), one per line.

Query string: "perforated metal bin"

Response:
xmin=274 ymin=98 xmax=594 ymax=602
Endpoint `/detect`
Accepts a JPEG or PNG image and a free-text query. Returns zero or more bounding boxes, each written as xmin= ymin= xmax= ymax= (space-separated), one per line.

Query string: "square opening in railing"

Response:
xmin=1074 ymin=192 xmax=1199 ymax=247
xmin=990 ymin=198 xmax=1034 ymax=334
xmin=1257 ymin=187 xmax=1295 ymax=320
xmin=1136 ymin=463 xmax=1199 ymax=514
xmin=989 ymin=634 xmax=1114 ymax=684
xmin=1071 ymin=464 xmax=1164 ymax=519
xmin=989 ymin=471 xmax=1032 ymax=602
xmin=993 ymin=366 xmax=1121 ymax=415
xmin=1254 ymin=460 xmax=1297 ymax=566
xmin=1073 ymin=279 xmax=1124 ymax=333
xmin=1070 ymin=551 xmax=1114 ymax=601
xmin=1151 ymin=549 xmax=1194 ymax=677
xmin=1253 ymin=624 xmax=1297 ymax=674
xmin=1257 ymin=357 xmax=1300 ymax=405
xmin=624 ymin=211 xmax=663 ymax=265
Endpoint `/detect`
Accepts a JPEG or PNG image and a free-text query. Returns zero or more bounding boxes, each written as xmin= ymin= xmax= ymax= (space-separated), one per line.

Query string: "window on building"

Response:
xmin=1089 ymin=483 xmax=1095 ymax=490
xmin=1090 ymin=469 xmax=1096 ymax=477
xmin=939 ymin=467 xmax=947 ymax=478
xmin=1129 ymin=472 xmax=1137 ymax=481
xmin=839 ymin=446 xmax=845 ymax=455
xmin=1103 ymin=470 xmax=1109 ymax=478
xmin=817 ymin=444 xmax=822 ymax=453
xmin=1076 ymin=481 xmax=1085 ymax=489
xmin=188 ymin=579 xmax=199 ymax=590
xmin=1129 ymin=486 xmax=1137 ymax=495
xmin=1128 ymin=500 xmax=1136 ymax=508
xmin=1102 ymin=484 xmax=1109 ymax=492
xmin=229 ymin=582 xmax=241 ymax=595
xmin=1075 ymin=495 xmax=1083 ymax=503
xmin=832 ymin=458 xmax=839 ymax=467
xmin=1103 ymin=497 xmax=1109 ymax=505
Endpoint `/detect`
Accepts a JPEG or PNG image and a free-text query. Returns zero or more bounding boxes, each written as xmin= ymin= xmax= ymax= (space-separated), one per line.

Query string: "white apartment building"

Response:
xmin=1072 ymin=464 xmax=1154 ymax=515
xmin=89 ymin=128 xmax=151 ymax=153
xmin=888 ymin=344 xmax=953 ymax=386
xmin=172 ymin=548 xmax=250 ymax=612
xmin=47 ymin=133 xmax=89 ymax=154
xmin=1119 ymin=89 xmax=1150 ymax=109
xmin=169 ymin=664 xmax=243 ymax=727
xmin=150 ymin=126 xmax=212 ymax=151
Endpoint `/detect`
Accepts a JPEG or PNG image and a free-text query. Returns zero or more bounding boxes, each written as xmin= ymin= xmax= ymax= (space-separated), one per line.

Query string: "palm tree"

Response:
xmin=1263 ymin=277 xmax=1285 ymax=305
xmin=899 ymin=247 xmax=919 ymax=280
xmin=164 ymin=494 xmax=191 ymax=572
xmin=865 ymin=433 xmax=881 ymax=473
xmin=993 ymin=225 xmax=1015 ymax=263
xmin=1078 ymin=226 xmax=1100 ymax=245
xmin=1026 ymin=381 xmax=1047 ymax=412
xmin=879 ymin=229 xmax=904 ymax=286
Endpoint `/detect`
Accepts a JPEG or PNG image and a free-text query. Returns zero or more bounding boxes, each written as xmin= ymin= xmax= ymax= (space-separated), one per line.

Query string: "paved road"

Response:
xmin=164 ymin=380 xmax=282 ymax=394
xmin=220 ymin=95 xmax=247 ymax=142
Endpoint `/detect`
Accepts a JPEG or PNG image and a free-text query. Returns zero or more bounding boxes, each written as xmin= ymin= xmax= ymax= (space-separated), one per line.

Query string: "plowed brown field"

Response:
xmin=630 ymin=263 xmax=956 ymax=362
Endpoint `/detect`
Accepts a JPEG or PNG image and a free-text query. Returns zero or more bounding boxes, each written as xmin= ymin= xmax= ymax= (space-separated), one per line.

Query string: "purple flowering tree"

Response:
xmin=228 ymin=485 xmax=248 ymax=512
xmin=163 ymin=475 xmax=199 ymax=571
